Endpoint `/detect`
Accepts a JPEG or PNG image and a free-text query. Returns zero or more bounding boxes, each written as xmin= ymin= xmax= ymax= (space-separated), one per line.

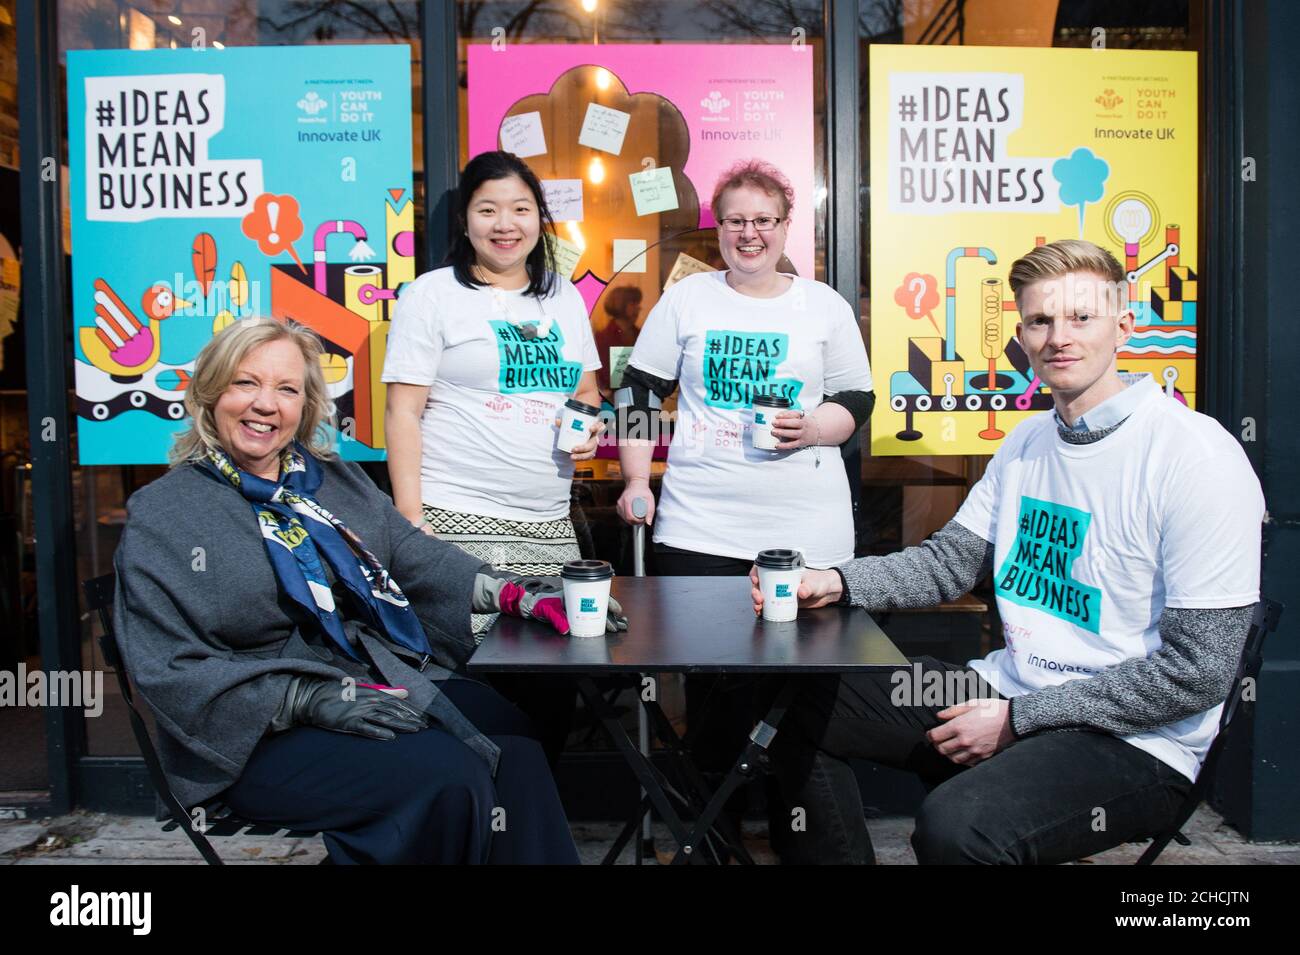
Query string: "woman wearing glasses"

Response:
xmin=614 ymin=160 xmax=874 ymax=794
xmin=615 ymin=159 xmax=873 ymax=575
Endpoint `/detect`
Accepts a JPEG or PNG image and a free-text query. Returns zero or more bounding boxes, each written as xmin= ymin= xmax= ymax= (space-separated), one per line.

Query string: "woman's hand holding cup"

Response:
xmin=568 ymin=417 xmax=605 ymax=462
xmin=771 ymin=410 xmax=816 ymax=450
xmin=749 ymin=565 xmax=844 ymax=616
xmin=556 ymin=398 xmax=602 ymax=458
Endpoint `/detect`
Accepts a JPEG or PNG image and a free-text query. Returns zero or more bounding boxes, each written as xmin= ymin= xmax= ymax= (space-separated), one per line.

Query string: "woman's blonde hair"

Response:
xmin=168 ymin=317 xmax=337 ymax=467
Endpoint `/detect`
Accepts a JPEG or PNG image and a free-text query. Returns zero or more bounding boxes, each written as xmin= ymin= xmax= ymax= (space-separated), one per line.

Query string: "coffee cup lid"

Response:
xmin=564 ymin=397 xmax=601 ymax=416
xmin=561 ymin=559 xmax=614 ymax=581
xmin=753 ymin=394 xmax=791 ymax=408
xmin=755 ymin=548 xmax=804 ymax=570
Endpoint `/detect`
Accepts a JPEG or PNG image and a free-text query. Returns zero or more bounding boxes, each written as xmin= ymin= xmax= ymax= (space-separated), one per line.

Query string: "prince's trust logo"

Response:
xmin=701 ymin=91 xmax=730 ymax=114
xmin=995 ymin=497 xmax=1101 ymax=633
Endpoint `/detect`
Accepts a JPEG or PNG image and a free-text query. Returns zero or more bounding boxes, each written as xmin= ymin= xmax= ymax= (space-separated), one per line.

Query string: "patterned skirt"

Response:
xmin=421 ymin=505 xmax=581 ymax=636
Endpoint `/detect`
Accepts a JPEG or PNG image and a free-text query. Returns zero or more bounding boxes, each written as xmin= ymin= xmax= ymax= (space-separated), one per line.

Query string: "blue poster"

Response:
xmin=68 ymin=45 xmax=414 ymax=464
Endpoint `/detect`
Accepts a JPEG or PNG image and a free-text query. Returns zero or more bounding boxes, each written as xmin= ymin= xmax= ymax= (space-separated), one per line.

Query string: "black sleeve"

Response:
xmin=823 ymin=389 xmax=875 ymax=432
xmin=614 ymin=364 xmax=679 ymax=441
xmin=620 ymin=364 xmax=679 ymax=403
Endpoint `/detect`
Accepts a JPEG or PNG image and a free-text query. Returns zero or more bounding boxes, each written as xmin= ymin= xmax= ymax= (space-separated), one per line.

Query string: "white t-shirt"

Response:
xmin=381 ymin=266 xmax=601 ymax=522
xmin=953 ymin=376 xmax=1264 ymax=780
xmin=628 ymin=271 xmax=873 ymax=567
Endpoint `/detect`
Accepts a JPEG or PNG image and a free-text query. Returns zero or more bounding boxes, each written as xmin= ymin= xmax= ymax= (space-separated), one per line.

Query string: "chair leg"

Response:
xmin=179 ymin=822 xmax=225 ymax=866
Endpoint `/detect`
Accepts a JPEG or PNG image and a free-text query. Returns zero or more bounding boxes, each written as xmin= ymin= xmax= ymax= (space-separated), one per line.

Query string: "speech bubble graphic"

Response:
xmin=1053 ymin=148 xmax=1110 ymax=237
xmin=241 ymin=192 xmax=307 ymax=274
xmin=894 ymin=272 xmax=941 ymax=334
xmin=502 ymin=65 xmax=701 ymax=283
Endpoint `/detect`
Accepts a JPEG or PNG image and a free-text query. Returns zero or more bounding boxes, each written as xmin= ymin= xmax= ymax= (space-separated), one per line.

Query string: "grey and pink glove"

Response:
xmin=473 ymin=572 xmax=570 ymax=633
xmin=472 ymin=569 xmax=627 ymax=635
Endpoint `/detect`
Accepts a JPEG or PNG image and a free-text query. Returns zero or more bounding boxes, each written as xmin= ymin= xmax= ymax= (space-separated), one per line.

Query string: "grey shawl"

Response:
xmin=113 ymin=457 xmax=491 ymax=807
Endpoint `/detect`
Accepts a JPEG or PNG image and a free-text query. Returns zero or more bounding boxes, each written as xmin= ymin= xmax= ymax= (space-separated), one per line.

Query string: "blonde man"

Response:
xmin=755 ymin=240 xmax=1264 ymax=865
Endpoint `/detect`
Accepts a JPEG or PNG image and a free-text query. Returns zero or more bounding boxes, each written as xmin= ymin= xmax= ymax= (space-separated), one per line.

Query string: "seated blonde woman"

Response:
xmin=113 ymin=317 xmax=581 ymax=864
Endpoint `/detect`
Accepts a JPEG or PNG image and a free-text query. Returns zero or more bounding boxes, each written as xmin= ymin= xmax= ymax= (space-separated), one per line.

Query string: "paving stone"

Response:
xmin=2 ymin=804 xmax=1293 ymax=864
xmin=0 ymin=823 xmax=46 ymax=855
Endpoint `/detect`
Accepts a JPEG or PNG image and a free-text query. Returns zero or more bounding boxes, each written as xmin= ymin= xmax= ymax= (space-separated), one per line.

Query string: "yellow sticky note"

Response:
xmin=578 ymin=103 xmax=631 ymax=156
xmin=609 ymin=345 xmax=634 ymax=389
xmin=664 ymin=252 xmax=715 ymax=290
xmin=629 ymin=167 xmax=679 ymax=216
xmin=612 ymin=239 xmax=647 ymax=273
xmin=546 ymin=233 xmax=584 ymax=279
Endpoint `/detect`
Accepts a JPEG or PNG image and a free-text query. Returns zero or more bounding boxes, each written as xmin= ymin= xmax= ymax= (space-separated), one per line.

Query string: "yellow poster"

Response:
xmin=869 ymin=46 xmax=1198 ymax=456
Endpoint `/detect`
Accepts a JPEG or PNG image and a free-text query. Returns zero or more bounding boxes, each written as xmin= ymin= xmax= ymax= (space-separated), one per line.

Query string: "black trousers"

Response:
xmin=223 ymin=679 xmax=580 ymax=864
xmin=768 ymin=657 xmax=1194 ymax=864
xmin=487 ymin=674 xmax=576 ymax=769
xmin=652 ymin=543 xmax=757 ymax=774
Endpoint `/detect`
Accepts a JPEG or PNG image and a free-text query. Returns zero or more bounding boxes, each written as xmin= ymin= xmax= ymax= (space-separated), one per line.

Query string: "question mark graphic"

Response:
xmin=909 ymin=276 xmax=925 ymax=313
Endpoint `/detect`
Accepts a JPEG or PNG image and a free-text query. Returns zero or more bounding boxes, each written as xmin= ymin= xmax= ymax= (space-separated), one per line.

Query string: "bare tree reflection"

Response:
xmin=259 ymin=1 xmax=419 ymax=42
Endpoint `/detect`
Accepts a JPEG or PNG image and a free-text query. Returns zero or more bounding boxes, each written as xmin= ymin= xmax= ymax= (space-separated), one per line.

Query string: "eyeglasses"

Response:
xmin=719 ymin=216 xmax=785 ymax=233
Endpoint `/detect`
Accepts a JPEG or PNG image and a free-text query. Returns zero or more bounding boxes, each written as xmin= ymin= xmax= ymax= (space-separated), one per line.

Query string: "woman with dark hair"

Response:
xmin=383 ymin=150 xmax=606 ymax=762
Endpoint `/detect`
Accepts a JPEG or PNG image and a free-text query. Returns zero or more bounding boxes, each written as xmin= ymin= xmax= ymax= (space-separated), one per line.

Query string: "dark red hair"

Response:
xmin=710 ymin=159 xmax=795 ymax=221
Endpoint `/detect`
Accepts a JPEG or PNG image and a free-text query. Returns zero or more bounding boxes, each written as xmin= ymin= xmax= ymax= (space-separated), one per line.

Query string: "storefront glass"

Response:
xmin=49 ymin=0 xmax=426 ymax=759
xmin=855 ymin=0 xmax=1202 ymax=627
xmin=0 ymin=0 xmax=1214 ymax=800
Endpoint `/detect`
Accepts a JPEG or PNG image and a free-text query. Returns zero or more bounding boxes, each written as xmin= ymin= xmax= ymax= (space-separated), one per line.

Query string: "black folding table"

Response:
xmin=469 ymin=575 xmax=909 ymax=865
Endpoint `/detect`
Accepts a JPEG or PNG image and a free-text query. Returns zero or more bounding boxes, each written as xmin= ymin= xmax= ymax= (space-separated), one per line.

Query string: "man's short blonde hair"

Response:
xmin=168 ymin=317 xmax=336 ymax=466
xmin=1008 ymin=239 xmax=1125 ymax=306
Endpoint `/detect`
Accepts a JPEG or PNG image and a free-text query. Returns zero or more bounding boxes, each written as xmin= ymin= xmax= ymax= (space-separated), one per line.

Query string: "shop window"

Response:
xmin=45 ymin=0 xmax=426 ymax=759
xmin=857 ymin=0 xmax=1202 ymax=657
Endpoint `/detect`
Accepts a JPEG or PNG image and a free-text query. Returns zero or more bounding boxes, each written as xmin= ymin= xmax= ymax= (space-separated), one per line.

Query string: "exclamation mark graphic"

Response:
xmin=266 ymin=200 xmax=280 ymax=245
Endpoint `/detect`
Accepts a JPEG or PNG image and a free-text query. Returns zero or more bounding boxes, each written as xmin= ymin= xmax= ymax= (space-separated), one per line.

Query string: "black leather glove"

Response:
xmin=275 ymin=676 xmax=429 ymax=740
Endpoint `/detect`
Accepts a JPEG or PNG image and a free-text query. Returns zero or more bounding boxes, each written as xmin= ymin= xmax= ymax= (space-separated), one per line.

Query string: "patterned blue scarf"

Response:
xmin=205 ymin=444 xmax=432 ymax=664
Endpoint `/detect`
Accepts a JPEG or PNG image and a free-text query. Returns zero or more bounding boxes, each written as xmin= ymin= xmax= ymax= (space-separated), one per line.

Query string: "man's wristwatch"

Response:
xmin=833 ymin=567 xmax=852 ymax=607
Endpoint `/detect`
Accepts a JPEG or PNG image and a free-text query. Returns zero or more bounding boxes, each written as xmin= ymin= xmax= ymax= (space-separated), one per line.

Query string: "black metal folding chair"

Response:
xmin=1135 ymin=598 xmax=1283 ymax=864
xmin=83 ymin=572 xmax=322 ymax=865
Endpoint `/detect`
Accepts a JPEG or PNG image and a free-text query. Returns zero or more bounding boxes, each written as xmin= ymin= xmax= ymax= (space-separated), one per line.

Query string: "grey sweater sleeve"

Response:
xmin=837 ymin=520 xmax=1253 ymax=740
xmin=1010 ymin=605 xmax=1255 ymax=737
xmin=836 ymin=519 xmax=993 ymax=609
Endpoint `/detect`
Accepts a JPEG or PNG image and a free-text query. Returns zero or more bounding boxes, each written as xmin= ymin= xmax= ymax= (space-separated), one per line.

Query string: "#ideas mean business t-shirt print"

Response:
xmin=994 ymin=496 xmax=1102 ymax=634
xmin=702 ymin=329 xmax=804 ymax=410
xmin=489 ymin=320 xmax=583 ymax=394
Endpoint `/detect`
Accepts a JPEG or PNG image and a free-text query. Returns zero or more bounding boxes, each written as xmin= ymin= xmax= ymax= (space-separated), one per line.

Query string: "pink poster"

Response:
xmin=467 ymin=43 xmax=816 ymax=298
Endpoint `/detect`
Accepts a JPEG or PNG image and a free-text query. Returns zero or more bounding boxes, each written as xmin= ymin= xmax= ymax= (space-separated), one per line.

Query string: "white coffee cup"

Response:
xmin=755 ymin=548 xmax=805 ymax=622
xmin=561 ymin=559 xmax=613 ymax=637
xmin=556 ymin=398 xmax=600 ymax=453
xmin=752 ymin=395 xmax=792 ymax=451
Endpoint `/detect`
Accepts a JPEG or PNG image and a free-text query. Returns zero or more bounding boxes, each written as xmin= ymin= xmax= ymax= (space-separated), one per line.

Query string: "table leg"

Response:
xmin=669 ymin=676 xmax=800 ymax=866
xmin=639 ymin=694 xmax=755 ymax=865
xmin=576 ymin=676 xmax=697 ymax=862
xmin=601 ymin=804 xmax=644 ymax=866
